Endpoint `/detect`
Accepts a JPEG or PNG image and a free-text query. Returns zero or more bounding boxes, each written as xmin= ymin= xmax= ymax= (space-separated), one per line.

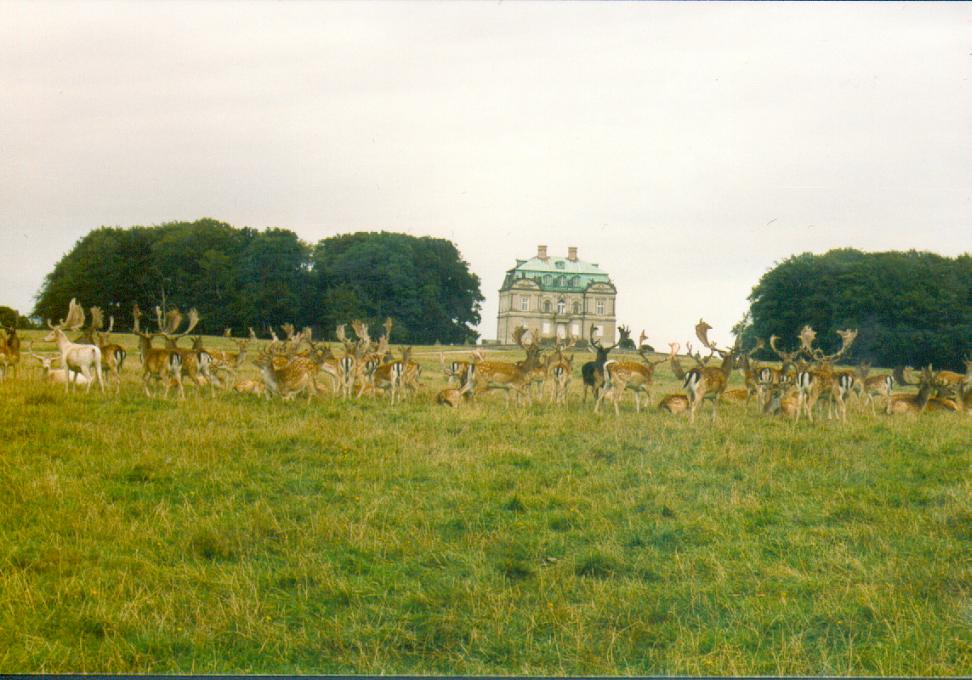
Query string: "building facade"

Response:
xmin=496 ymin=245 xmax=617 ymax=344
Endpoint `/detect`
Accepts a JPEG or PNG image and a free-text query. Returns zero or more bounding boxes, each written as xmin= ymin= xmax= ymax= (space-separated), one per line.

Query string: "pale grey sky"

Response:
xmin=1 ymin=1 xmax=969 ymax=345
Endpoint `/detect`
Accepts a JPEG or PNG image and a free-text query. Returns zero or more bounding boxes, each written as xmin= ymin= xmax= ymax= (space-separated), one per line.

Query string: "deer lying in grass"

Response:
xmin=27 ymin=342 xmax=91 ymax=386
xmin=657 ymin=393 xmax=689 ymax=415
xmin=763 ymin=384 xmax=800 ymax=419
xmin=43 ymin=298 xmax=105 ymax=393
xmin=887 ymin=366 xmax=941 ymax=415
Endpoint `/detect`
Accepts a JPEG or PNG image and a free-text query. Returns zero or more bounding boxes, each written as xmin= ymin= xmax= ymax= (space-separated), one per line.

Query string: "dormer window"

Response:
xmin=555 ymin=260 xmax=565 ymax=269
xmin=557 ymin=275 xmax=566 ymax=287
xmin=543 ymin=274 xmax=551 ymax=286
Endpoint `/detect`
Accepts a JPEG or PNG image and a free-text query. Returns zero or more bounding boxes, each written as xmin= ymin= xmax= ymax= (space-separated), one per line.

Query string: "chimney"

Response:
xmin=567 ymin=246 xmax=578 ymax=262
xmin=537 ymin=245 xmax=548 ymax=260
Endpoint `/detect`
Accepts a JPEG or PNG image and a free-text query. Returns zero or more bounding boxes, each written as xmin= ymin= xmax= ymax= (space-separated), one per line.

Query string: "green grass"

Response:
xmin=0 ymin=332 xmax=969 ymax=673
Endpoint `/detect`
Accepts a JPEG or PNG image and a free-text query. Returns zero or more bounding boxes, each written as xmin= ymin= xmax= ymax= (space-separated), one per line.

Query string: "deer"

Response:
xmin=581 ymin=325 xmax=622 ymax=403
xmin=371 ymin=343 xmax=421 ymax=404
xmin=759 ymin=334 xmax=799 ymax=389
xmin=855 ymin=361 xmax=894 ymax=415
xmin=76 ymin=307 xmax=126 ymax=391
xmin=0 ymin=326 xmax=21 ymax=381
xmin=440 ymin=351 xmax=476 ymax=390
xmin=253 ymin=342 xmax=322 ymax=401
xmin=793 ymin=326 xmax=858 ymax=423
xmin=544 ymin=333 xmax=577 ymax=407
xmin=594 ymin=329 xmax=665 ymax=415
xmin=887 ymin=366 xmax=942 ymax=415
xmin=154 ymin=307 xmax=215 ymax=396
xmin=762 ymin=383 xmax=801 ymax=419
xmin=201 ymin=327 xmax=257 ymax=387
xmin=733 ymin=337 xmax=766 ymax=408
xmin=468 ymin=326 xmax=542 ymax=406
xmin=681 ymin=319 xmax=738 ymax=423
xmin=657 ymin=393 xmax=690 ymax=415
xmin=26 ymin=342 xmax=91 ymax=386
xmin=42 ymin=298 xmax=105 ymax=393
xmin=132 ymin=303 xmax=185 ymax=399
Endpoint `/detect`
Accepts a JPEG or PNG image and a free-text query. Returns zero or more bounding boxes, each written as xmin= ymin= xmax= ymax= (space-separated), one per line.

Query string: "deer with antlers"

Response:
xmin=582 ymin=325 xmax=623 ymax=403
xmin=594 ymin=329 xmax=665 ymax=415
xmin=132 ymin=304 xmax=184 ymax=398
xmin=792 ymin=326 xmax=858 ymax=422
xmin=680 ymin=320 xmax=738 ymax=423
xmin=886 ymin=366 xmax=944 ymax=415
xmin=76 ymin=307 xmax=126 ymax=391
xmin=42 ymin=298 xmax=105 ymax=393
xmin=468 ymin=326 xmax=542 ymax=405
xmin=153 ymin=306 xmax=217 ymax=396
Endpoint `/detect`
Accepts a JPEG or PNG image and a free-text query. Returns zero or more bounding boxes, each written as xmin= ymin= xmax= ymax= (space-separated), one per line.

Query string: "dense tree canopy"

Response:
xmin=33 ymin=219 xmax=483 ymax=343
xmin=743 ymin=249 xmax=971 ymax=370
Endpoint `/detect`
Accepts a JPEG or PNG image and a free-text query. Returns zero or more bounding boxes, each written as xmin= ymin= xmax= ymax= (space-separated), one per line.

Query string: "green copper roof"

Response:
xmin=512 ymin=256 xmax=609 ymax=276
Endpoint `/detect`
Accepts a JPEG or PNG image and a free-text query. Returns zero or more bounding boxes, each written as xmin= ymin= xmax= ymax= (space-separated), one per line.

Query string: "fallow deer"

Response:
xmin=657 ymin=393 xmax=690 ymax=415
xmin=793 ymin=326 xmax=858 ymax=422
xmin=468 ymin=326 xmax=542 ymax=405
xmin=133 ymin=303 xmax=184 ymax=399
xmin=582 ymin=325 xmax=623 ymax=402
xmin=43 ymin=298 xmax=105 ymax=393
xmin=27 ymin=342 xmax=91 ymax=386
xmin=682 ymin=320 xmax=737 ymax=423
xmin=887 ymin=366 xmax=941 ymax=415
xmin=0 ymin=326 xmax=21 ymax=381
xmin=594 ymin=330 xmax=665 ymax=415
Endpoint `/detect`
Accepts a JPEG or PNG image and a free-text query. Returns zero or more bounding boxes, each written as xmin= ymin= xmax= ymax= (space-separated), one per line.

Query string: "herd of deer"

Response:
xmin=4 ymin=299 xmax=970 ymax=421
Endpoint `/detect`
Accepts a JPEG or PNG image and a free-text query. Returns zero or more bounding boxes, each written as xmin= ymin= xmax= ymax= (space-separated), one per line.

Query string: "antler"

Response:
xmin=511 ymin=325 xmax=528 ymax=348
xmin=383 ymin=317 xmax=393 ymax=342
xmin=132 ymin=304 xmax=143 ymax=334
xmin=88 ymin=306 xmax=105 ymax=332
xmin=54 ymin=298 xmax=86 ymax=331
xmin=281 ymin=323 xmax=296 ymax=340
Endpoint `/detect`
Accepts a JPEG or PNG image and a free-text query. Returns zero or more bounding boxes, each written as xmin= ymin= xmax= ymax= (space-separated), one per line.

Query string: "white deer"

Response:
xmin=42 ymin=298 xmax=105 ymax=393
xmin=27 ymin=343 xmax=91 ymax=386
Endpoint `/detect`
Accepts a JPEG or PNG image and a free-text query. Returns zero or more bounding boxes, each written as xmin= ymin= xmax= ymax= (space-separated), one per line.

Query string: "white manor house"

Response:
xmin=496 ymin=245 xmax=617 ymax=345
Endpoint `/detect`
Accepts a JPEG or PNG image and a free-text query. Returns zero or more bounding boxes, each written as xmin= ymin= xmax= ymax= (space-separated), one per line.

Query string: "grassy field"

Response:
xmin=0 ymin=332 xmax=969 ymax=673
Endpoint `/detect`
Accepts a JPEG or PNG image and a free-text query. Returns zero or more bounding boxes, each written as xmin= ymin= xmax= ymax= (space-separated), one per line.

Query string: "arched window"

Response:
xmin=570 ymin=276 xmax=580 ymax=288
xmin=543 ymin=300 xmax=551 ymax=313
xmin=572 ymin=301 xmax=580 ymax=315
xmin=557 ymin=299 xmax=566 ymax=315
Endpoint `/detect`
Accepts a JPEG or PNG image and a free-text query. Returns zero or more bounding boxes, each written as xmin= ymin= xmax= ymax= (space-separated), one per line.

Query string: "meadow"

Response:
xmin=0 ymin=332 xmax=969 ymax=673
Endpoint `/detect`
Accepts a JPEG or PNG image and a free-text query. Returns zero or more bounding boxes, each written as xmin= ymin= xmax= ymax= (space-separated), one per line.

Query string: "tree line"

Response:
xmin=32 ymin=219 xmax=484 ymax=344
xmin=741 ymin=248 xmax=971 ymax=370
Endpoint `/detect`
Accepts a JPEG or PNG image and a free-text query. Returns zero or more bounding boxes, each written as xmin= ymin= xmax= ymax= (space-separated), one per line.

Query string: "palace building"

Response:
xmin=496 ymin=245 xmax=617 ymax=344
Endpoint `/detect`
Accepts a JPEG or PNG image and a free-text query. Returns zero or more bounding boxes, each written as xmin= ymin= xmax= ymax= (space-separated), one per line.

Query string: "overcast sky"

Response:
xmin=1 ymin=1 xmax=969 ymax=346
